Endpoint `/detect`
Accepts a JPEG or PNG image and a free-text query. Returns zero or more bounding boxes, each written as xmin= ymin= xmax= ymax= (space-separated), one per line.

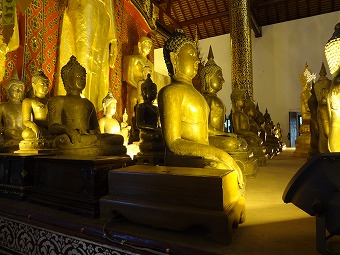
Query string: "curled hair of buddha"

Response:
xmin=163 ymin=29 xmax=196 ymax=75
xmin=200 ymin=45 xmax=222 ymax=92
xmin=3 ymin=72 xmax=24 ymax=95
xmin=325 ymin=22 xmax=340 ymax=75
xmin=61 ymin=55 xmax=86 ymax=90
xmin=102 ymin=91 xmax=117 ymax=111
xmin=32 ymin=69 xmax=50 ymax=86
xmin=139 ymin=36 xmax=153 ymax=46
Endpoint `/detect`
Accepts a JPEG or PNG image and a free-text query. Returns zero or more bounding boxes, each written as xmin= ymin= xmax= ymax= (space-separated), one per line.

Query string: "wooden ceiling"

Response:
xmin=151 ymin=0 xmax=340 ymax=48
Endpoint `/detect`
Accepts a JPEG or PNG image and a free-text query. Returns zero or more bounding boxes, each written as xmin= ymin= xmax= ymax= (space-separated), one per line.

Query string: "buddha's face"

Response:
xmin=106 ymin=102 xmax=117 ymax=116
xmin=33 ymin=78 xmax=49 ymax=98
xmin=172 ymin=42 xmax=199 ymax=81
xmin=142 ymin=84 xmax=157 ymax=102
xmin=8 ymin=82 xmax=24 ymax=101
xmin=210 ymin=69 xmax=224 ymax=92
xmin=139 ymin=40 xmax=152 ymax=56
xmin=71 ymin=66 xmax=86 ymax=91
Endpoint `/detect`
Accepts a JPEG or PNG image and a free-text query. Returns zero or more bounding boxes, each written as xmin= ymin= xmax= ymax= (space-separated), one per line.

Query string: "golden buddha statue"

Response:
xmin=0 ymin=8 xmax=20 ymax=83
xmin=293 ymin=64 xmax=315 ymax=157
xmin=123 ymin=36 xmax=154 ymax=124
xmin=135 ymin=74 xmax=164 ymax=153
xmin=314 ymin=63 xmax=331 ymax=153
xmin=325 ymin=23 xmax=340 ymax=152
xmin=48 ymin=56 xmax=126 ymax=156
xmin=231 ymin=89 xmax=268 ymax=165
xmin=17 ymin=70 xmax=55 ymax=152
xmin=200 ymin=46 xmax=257 ymax=175
xmin=158 ymin=29 xmax=244 ymax=192
xmin=0 ymin=73 xmax=25 ymax=150
xmin=21 ymin=70 xmax=49 ymax=140
xmin=98 ymin=91 xmax=120 ymax=134
xmin=254 ymin=103 xmax=267 ymax=142
xmin=56 ymin=0 xmax=118 ymax=112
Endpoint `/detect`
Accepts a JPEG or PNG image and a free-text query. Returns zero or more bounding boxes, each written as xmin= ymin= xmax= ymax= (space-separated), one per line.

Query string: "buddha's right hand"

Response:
xmin=67 ymin=129 xmax=81 ymax=144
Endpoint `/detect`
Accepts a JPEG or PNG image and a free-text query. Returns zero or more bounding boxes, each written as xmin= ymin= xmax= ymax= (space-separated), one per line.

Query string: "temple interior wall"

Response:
xmin=154 ymin=10 xmax=340 ymax=147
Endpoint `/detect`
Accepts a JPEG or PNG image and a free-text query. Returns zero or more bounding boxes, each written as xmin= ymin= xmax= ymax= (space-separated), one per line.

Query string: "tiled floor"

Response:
xmin=224 ymin=148 xmax=320 ymax=255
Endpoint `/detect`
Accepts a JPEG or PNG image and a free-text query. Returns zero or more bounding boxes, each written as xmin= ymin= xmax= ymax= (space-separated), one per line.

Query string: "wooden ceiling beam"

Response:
xmin=249 ymin=8 xmax=262 ymax=37
xmin=178 ymin=11 xmax=228 ymax=27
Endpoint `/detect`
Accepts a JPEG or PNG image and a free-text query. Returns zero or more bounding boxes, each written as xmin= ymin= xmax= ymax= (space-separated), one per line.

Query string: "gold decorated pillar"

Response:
xmin=229 ymin=0 xmax=253 ymax=100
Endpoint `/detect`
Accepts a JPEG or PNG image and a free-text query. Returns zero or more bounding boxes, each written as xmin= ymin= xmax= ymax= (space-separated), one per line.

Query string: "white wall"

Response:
xmin=154 ymin=11 xmax=340 ymax=146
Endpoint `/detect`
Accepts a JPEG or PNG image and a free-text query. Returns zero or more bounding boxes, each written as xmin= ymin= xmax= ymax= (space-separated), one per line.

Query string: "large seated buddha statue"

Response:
xmin=48 ymin=55 xmax=126 ymax=156
xmin=230 ymin=89 xmax=268 ymax=166
xmin=0 ymin=73 xmax=25 ymax=152
xmin=325 ymin=23 xmax=340 ymax=152
xmin=200 ymin=46 xmax=257 ymax=175
xmin=158 ymin=29 xmax=245 ymax=196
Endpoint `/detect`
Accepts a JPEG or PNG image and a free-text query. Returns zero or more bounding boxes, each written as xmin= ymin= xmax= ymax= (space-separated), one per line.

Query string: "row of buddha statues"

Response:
xmin=294 ymin=22 xmax=340 ymax=158
xmin=0 ymin=29 xmax=286 ymax=182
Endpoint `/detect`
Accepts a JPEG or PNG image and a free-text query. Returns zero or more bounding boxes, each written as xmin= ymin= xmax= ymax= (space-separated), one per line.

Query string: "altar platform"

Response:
xmin=0 ymin=148 xmax=333 ymax=255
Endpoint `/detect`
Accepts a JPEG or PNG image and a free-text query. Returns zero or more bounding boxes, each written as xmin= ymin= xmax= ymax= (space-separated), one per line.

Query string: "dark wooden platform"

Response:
xmin=28 ymin=154 xmax=134 ymax=218
xmin=101 ymin=165 xmax=245 ymax=245
xmin=0 ymin=197 xmax=232 ymax=255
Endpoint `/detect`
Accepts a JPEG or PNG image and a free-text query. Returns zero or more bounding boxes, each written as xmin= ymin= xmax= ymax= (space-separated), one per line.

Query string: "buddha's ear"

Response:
xmin=170 ymin=52 xmax=176 ymax=66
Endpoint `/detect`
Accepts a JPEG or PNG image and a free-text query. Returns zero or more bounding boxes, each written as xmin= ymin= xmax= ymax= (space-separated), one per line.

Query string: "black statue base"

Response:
xmin=0 ymin=153 xmax=42 ymax=200
xmin=283 ymin=153 xmax=340 ymax=255
xmin=29 ymin=154 xmax=133 ymax=218
xmin=100 ymin=165 xmax=245 ymax=244
xmin=134 ymin=151 xmax=165 ymax=165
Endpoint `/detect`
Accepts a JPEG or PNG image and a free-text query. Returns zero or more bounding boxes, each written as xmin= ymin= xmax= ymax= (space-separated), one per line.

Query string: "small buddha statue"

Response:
xmin=18 ymin=70 xmax=55 ymax=152
xmin=324 ymin=23 xmax=340 ymax=152
xmin=263 ymin=109 xmax=282 ymax=155
xmin=135 ymin=74 xmax=164 ymax=154
xmin=254 ymin=103 xmax=266 ymax=142
xmin=98 ymin=91 xmax=120 ymax=134
xmin=200 ymin=46 xmax=256 ymax=175
xmin=123 ymin=36 xmax=154 ymax=124
xmin=0 ymin=73 xmax=25 ymax=150
xmin=21 ymin=70 xmax=49 ymax=140
xmin=120 ymin=109 xmax=131 ymax=146
xmin=231 ymin=89 xmax=268 ymax=165
xmin=48 ymin=55 xmax=126 ymax=156
xmin=158 ymin=29 xmax=244 ymax=191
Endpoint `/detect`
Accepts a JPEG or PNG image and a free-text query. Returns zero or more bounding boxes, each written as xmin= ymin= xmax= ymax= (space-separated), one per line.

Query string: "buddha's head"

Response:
xmin=244 ymin=99 xmax=257 ymax=118
xmin=163 ymin=29 xmax=199 ymax=82
xmin=3 ymin=73 xmax=24 ymax=102
xmin=102 ymin=91 xmax=117 ymax=115
xmin=138 ymin=36 xmax=153 ymax=57
xmin=230 ymin=88 xmax=245 ymax=109
xmin=200 ymin=46 xmax=224 ymax=93
xmin=141 ymin=73 xmax=157 ymax=103
xmin=61 ymin=56 xmax=86 ymax=94
xmin=325 ymin=23 xmax=340 ymax=77
xmin=32 ymin=70 xmax=49 ymax=98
